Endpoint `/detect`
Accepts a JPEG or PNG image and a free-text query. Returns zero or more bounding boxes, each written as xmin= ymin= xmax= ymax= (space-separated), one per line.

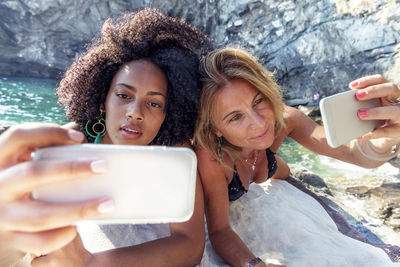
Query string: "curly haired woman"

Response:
xmin=0 ymin=8 xmax=212 ymax=266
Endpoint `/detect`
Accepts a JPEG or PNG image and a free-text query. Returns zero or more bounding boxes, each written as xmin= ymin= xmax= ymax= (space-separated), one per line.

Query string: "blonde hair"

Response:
xmin=194 ymin=47 xmax=286 ymax=164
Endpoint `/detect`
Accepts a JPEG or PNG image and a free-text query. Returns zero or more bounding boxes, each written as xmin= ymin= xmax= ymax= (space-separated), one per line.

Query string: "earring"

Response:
xmin=217 ymin=136 xmax=224 ymax=161
xmin=85 ymin=113 xmax=107 ymax=144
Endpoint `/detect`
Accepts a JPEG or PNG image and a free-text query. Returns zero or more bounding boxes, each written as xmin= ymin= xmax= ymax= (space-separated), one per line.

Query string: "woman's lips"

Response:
xmin=120 ymin=125 xmax=142 ymax=139
xmin=252 ymin=128 xmax=269 ymax=140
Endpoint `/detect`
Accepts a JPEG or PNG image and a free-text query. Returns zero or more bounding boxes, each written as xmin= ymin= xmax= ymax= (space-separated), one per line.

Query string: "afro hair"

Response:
xmin=57 ymin=8 xmax=213 ymax=145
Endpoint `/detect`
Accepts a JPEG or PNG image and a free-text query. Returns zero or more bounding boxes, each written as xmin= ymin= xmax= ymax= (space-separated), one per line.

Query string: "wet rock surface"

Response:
xmin=347 ymin=182 xmax=400 ymax=231
xmin=289 ymin=164 xmax=331 ymax=195
xmin=1 ymin=0 xmax=399 ymax=103
xmin=290 ymin=162 xmax=400 ymax=243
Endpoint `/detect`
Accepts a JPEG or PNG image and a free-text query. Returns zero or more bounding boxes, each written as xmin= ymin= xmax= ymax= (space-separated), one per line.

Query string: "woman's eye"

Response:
xmin=116 ymin=93 xmax=129 ymax=99
xmin=229 ymin=114 xmax=241 ymax=122
xmin=149 ymin=102 xmax=162 ymax=108
xmin=254 ymin=97 xmax=264 ymax=105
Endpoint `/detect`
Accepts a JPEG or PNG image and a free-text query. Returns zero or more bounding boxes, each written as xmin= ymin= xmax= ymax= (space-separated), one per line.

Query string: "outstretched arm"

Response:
xmin=284 ymin=75 xmax=400 ymax=168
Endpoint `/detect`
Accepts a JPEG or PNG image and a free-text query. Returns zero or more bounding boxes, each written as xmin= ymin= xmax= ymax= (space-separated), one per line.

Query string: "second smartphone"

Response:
xmin=319 ymin=90 xmax=381 ymax=148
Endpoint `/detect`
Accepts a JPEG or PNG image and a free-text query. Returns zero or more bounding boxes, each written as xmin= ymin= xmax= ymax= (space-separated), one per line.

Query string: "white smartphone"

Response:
xmin=319 ymin=90 xmax=381 ymax=148
xmin=32 ymin=144 xmax=197 ymax=224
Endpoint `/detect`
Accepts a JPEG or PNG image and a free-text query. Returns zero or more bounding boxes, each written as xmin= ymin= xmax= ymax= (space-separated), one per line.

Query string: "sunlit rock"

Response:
xmin=0 ymin=0 xmax=399 ymax=104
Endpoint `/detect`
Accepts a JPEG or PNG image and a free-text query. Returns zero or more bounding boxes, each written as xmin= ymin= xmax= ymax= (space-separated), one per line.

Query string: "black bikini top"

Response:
xmin=228 ymin=148 xmax=277 ymax=202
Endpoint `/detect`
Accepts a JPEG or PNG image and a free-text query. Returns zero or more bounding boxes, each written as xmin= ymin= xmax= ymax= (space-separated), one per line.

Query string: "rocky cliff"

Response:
xmin=0 ymin=0 xmax=399 ymax=104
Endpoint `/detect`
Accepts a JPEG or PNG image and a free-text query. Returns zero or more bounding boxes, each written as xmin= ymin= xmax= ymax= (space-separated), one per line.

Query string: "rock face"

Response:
xmin=347 ymin=183 xmax=400 ymax=232
xmin=344 ymin=157 xmax=400 ymax=233
xmin=0 ymin=0 xmax=399 ymax=104
xmin=290 ymin=163 xmax=400 ymax=242
xmin=289 ymin=163 xmax=331 ymax=194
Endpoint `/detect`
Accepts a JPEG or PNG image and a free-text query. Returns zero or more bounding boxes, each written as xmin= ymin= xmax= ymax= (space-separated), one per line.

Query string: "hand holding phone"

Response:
xmin=319 ymin=90 xmax=382 ymax=148
xmin=32 ymin=144 xmax=197 ymax=224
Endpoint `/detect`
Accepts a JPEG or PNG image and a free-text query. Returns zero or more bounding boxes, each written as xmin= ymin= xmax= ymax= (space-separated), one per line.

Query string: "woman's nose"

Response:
xmin=248 ymin=110 xmax=263 ymax=129
xmin=126 ymin=101 xmax=144 ymax=121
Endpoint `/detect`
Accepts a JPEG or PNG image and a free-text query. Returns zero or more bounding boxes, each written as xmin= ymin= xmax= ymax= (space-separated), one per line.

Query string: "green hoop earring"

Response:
xmin=85 ymin=117 xmax=107 ymax=144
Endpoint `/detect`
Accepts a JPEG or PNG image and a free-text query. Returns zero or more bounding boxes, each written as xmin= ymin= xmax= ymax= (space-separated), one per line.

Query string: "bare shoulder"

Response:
xmin=283 ymin=105 xmax=308 ymax=126
xmin=274 ymin=105 xmax=307 ymax=142
xmin=195 ymin=146 xmax=215 ymax=162
xmin=194 ymin=146 xmax=229 ymax=188
xmin=195 ymin=146 xmax=224 ymax=174
xmin=194 ymin=146 xmax=230 ymax=173
xmin=284 ymin=105 xmax=320 ymax=137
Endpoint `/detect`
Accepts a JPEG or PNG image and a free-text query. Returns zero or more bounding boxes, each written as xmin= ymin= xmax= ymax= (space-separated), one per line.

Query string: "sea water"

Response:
xmin=1 ymin=76 xmax=399 ymax=245
xmin=0 ymin=77 xmax=68 ymax=126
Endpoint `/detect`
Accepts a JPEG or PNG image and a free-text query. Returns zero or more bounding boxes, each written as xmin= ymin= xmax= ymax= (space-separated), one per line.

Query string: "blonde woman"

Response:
xmin=194 ymin=47 xmax=400 ymax=267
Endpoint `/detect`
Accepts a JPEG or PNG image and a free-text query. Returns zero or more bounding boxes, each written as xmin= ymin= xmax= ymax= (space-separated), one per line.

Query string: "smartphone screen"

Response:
xmin=319 ymin=90 xmax=381 ymax=148
xmin=32 ymin=144 xmax=197 ymax=224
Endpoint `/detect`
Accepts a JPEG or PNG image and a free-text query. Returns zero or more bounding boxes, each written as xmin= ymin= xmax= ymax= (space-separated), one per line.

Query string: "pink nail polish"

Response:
xmin=357 ymin=136 xmax=363 ymax=141
xmin=358 ymin=109 xmax=368 ymax=117
xmin=98 ymin=199 xmax=115 ymax=214
xmin=91 ymin=160 xmax=108 ymax=174
xmin=350 ymin=81 xmax=359 ymax=88
xmin=356 ymin=91 xmax=366 ymax=99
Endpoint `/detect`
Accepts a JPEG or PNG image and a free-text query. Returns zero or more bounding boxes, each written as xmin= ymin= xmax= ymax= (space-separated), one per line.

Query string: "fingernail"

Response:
xmin=68 ymin=130 xmax=84 ymax=142
xmin=97 ymin=199 xmax=115 ymax=214
xmin=90 ymin=160 xmax=108 ymax=174
xmin=357 ymin=136 xmax=363 ymax=141
xmin=356 ymin=90 xmax=367 ymax=99
xmin=350 ymin=81 xmax=359 ymax=88
xmin=358 ymin=109 xmax=368 ymax=117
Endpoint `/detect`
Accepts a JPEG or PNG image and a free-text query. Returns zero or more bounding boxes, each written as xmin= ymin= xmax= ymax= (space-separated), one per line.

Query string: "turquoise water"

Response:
xmin=0 ymin=77 xmax=68 ymax=126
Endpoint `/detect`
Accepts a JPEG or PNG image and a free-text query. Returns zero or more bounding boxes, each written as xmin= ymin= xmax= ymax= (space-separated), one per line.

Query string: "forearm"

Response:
xmin=289 ymin=124 xmax=387 ymax=169
xmin=286 ymin=106 xmax=399 ymax=168
xmin=210 ymin=227 xmax=256 ymax=267
xmin=88 ymin=232 xmax=203 ymax=267
xmin=346 ymin=139 xmax=398 ymax=168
